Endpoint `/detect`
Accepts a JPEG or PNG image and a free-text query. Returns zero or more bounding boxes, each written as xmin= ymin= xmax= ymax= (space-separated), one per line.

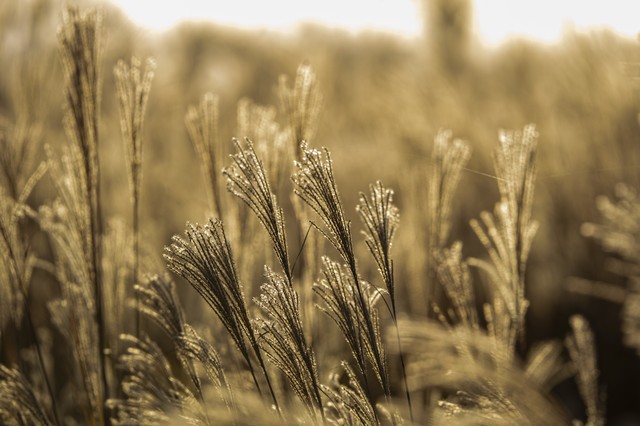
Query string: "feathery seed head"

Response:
xmin=357 ymin=181 xmax=399 ymax=312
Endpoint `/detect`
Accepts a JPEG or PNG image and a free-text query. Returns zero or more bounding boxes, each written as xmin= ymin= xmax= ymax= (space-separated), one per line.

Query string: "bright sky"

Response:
xmin=109 ymin=0 xmax=639 ymax=45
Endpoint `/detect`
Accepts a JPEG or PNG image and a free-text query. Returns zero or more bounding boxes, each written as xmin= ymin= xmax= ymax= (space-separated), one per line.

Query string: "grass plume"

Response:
xmin=185 ymin=93 xmax=224 ymax=219
xmin=114 ymin=56 xmax=156 ymax=336
xmin=164 ymin=219 xmax=281 ymax=413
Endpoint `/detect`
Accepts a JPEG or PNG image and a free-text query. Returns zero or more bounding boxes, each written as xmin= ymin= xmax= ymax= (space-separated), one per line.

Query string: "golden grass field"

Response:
xmin=1 ymin=0 xmax=639 ymax=424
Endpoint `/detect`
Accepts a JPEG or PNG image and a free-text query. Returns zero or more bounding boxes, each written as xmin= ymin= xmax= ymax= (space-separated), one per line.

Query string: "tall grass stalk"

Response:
xmin=0 ymin=181 xmax=61 ymax=426
xmin=279 ymin=65 xmax=323 ymax=339
xmin=58 ymin=6 xmax=109 ymax=421
xmin=114 ymin=56 xmax=156 ymax=336
xmin=469 ymin=124 xmax=538 ymax=350
xmin=135 ymin=275 xmax=233 ymax=418
xmin=357 ymin=181 xmax=413 ymax=420
xmin=293 ymin=142 xmax=391 ymax=402
xmin=424 ymin=130 xmax=471 ymax=316
xmin=0 ymin=47 xmax=62 ymax=426
xmin=185 ymin=93 xmax=224 ymax=220
xmin=566 ymin=315 xmax=605 ymax=426
xmin=164 ymin=219 xmax=281 ymax=414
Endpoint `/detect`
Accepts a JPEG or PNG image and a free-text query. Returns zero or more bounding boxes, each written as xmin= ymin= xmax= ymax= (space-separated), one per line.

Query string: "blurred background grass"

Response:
xmin=2 ymin=0 xmax=640 ymax=422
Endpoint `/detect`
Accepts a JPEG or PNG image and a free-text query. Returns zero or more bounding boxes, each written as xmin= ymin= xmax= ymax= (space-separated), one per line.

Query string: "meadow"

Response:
xmin=1 ymin=0 xmax=639 ymax=424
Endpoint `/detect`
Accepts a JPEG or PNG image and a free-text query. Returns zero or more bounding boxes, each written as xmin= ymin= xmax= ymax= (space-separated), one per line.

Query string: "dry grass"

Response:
xmin=0 ymin=3 xmax=637 ymax=425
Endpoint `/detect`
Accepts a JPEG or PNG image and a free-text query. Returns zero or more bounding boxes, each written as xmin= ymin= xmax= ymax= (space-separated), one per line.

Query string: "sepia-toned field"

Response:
xmin=1 ymin=0 xmax=639 ymax=424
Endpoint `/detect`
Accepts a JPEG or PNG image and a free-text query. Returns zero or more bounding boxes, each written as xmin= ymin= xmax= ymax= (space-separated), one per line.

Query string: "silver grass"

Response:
xmin=164 ymin=219 xmax=280 ymax=411
xmin=0 ymin=172 xmax=60 ymax=425
xmin=435 ymin=242 xmax=478 ymax=329
xmin=582 ymin=184 xmax=640 ymax=269
xmin=114 ymin=57 xmax=156 ymax=208
xmin=176 ymin=325 xmax=235 ymax=411
xmin=40 ymin=147 xmax=105 ymax=423
xmin=0 ymin=365 xmax=52 ymax=426
xmin=0 ymin=186 xmax=39 ymax=329
xmin=566 ymin=315 xmax=605 ymax=426
xmin=524 ymin=340 xmax=571 ymax=392
xmin=136 ymin=275 xmax=234 ymax=411
xmin=102 ymin=219 xmax=132 ymax=355
xmin=0 ymin=186 xmax=56 ymax=424
xmin=321 ymin=362 xmax=379 ymax=426
xmin=43 ymin=146 xmax=91 ymax=277
xmin=164 ymin=221 xmax=253 ymax=352
xmin=428 ymin=130 xmax=471 ymax=256
xmin=41 ymin=148 xmax=93 ymax=297
xmin=469 ymin=124 xmax=539 ymax=347
xmin=48 ymin=286 xmax=103 ymax=424
xmin=254 ymin=267 xmax=323 ymax=420
xmin=58 ymin=4 xmax=104 ymax=292
xmin=108 ymin=335 xmax=206 ymax=426
xmin=136 ymin=275 xmax=188 ymax=342
xmin=394 ymin=320 xmax=568 ymax=425
xmin=237 ymin=99 xmax=291 ymax=191
xmin=280 ymin=65 xmax=323 ymax=339
xmin=114 ymin=56 xmax=156 ymax=337
xmin=279 ymin=64 xmax=323 ymax=156
xmin=292 ymin=142 xmax=355 ymax=269
xmin=357 ymin=181 xmax=399 ymax=315
xmin=135 ymin=275 xmax=201 ymax=392
xmin=187 ymin=94 xmax=259 ymax=289
xmin=314 ymin=257 xmax=389 ymax=398
xmin=581 ymin=184 xmax=640 ymax=355
xmin=164 ymin=220 xmax=253 ymax=359
xmin=0 ymin=116 xmax=42 ymax=200
xmin=294 ymin=143 xmax=390 ymax=398
xmin=58 ymin=7 xmax=109 ymax=417
xmin=185 ymin=93 xmax=224 ymax=219
xmin=225 ymin=136 xmax=326 ymax=420
xmin=225 ymin=139 xmax=291 ymax=281
xmin=357 ymin=181 xmax=413 ymax=420
xmin=423 ymin=131 xmax=471 ymax=314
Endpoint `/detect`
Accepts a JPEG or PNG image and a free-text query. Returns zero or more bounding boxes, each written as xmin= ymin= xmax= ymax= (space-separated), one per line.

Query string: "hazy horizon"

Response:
xmin=108 ymin=0 xmax=639 ymax=46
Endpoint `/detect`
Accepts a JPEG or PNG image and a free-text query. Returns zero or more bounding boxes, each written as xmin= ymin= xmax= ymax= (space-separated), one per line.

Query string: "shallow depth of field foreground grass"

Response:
xmin=1 ymin=1 xmax=640 ymax=425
